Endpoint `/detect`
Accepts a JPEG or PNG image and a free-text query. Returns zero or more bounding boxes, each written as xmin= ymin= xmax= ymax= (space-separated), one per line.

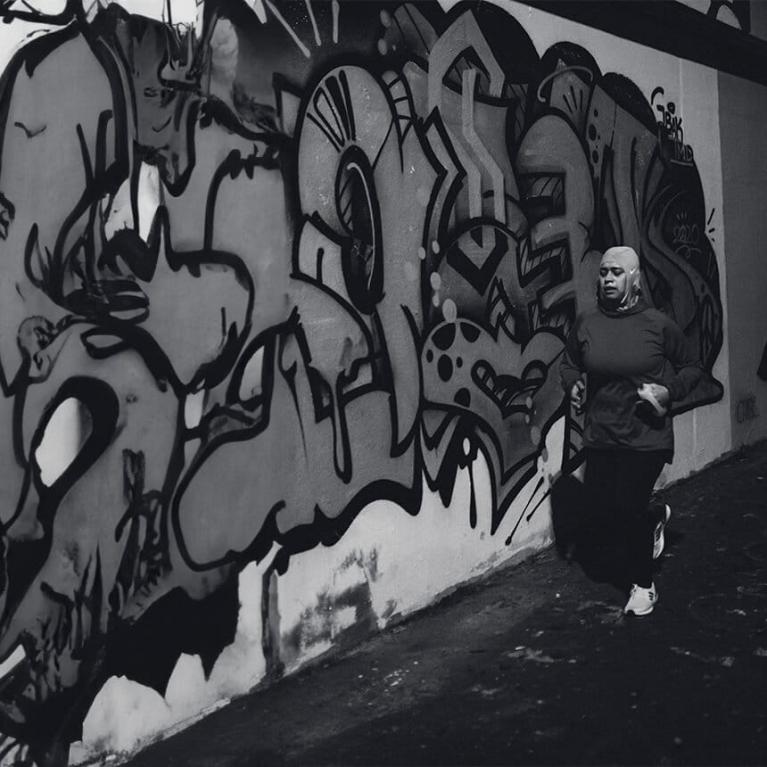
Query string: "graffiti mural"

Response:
xmin=0 ymin=0 xmax=724 ymax=763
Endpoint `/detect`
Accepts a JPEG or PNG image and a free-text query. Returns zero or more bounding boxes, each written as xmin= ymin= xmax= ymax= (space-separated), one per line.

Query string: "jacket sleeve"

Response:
xmin=663 ymin=318 xmax=704 ymax=402
xmin=560 ymin=319 xmax=584 ymax=393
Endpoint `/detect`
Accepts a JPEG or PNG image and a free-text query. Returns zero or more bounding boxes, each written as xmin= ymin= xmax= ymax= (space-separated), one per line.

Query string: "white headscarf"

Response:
xmin=599 ymin=246 xmax=642 ymax=312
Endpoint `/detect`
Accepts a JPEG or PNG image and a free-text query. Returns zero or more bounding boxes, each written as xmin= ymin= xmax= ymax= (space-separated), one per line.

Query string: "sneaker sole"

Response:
xmin=625 ymin=604 xmax=655 ymax=616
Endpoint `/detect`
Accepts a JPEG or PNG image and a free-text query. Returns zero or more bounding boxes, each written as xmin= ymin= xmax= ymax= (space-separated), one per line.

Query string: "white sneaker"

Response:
xmin=624 ymin=583 xmax=658 ymax=616
xmin=652 ymin=504 xmax=671 ymax=559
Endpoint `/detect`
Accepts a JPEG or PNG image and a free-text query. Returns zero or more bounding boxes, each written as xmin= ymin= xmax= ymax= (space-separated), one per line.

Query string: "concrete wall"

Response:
xmin=0 ymin=1 xmax=741 ymax=764
xmin=718 ymin=71 xmax=767 ymax=447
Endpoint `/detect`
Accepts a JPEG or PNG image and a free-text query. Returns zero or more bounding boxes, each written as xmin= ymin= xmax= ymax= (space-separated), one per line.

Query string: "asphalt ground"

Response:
xmin=126 ymin=440 xmax=767 ymax=767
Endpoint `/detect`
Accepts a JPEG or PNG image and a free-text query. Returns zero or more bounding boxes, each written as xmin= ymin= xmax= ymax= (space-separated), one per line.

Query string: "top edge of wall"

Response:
xmin=523 ymin=0 xmax=767 ymax=87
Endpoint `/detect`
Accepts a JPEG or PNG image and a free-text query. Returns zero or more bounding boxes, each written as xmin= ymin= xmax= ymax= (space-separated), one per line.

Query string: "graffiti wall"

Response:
xmin=0 ymin=0 xmax=729 ymax=763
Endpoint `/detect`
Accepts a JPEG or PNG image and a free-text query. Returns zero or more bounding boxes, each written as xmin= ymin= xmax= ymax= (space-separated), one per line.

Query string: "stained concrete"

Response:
xmin=126 ymin=441 xmax=767 ymax=767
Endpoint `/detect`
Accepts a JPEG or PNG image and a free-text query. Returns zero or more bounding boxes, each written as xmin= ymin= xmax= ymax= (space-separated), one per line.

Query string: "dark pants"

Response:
xmin=583 ymin=448 xmax=667 ymax=588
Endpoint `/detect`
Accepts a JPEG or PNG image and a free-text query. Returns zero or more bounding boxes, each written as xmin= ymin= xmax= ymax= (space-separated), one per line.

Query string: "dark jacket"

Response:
xmin=560 ymin=298 xmax=703 ymax=457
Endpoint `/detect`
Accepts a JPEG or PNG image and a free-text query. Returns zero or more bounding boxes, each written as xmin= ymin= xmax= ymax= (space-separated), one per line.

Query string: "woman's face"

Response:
xmin=598 ymin=262 xmax=627 ymax=300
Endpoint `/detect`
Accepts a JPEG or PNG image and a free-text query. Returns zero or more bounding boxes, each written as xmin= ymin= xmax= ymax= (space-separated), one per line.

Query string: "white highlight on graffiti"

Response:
xmin=103 ymin=182 xmax=132 ymax=241
xmin=209 ymin=18 xmax=239 ymax=104
xmin=193 ymin=0 xmax=204 ymax=36
xmin=35 ymin=398 xmax=87 ymax=487
xmin=184 ymin=389 xmax=205 ymax=430
xmin=245 ymin=0 xmax=266 ymax=24
xmin=442 ymin=298 xmax=457 ymax=322
xmin=0 ymin=645 xmax=26 ymax=683
xmin=238 ymin=345 xmax=264 ymax=402
xmin=263 ymin=0 xmax=310 ymax=58
xmin=332 ymin=0 xmax=339 ymax=43
xmin=84 ymin=0 xmax=100 ymax=21
xmin=137 ymin=164 xmax=161 ymax=241
xmin=304 ymin=0 xmax=321 ymax=46
xmin=103 ymin=162 xmax=161 ymax=244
